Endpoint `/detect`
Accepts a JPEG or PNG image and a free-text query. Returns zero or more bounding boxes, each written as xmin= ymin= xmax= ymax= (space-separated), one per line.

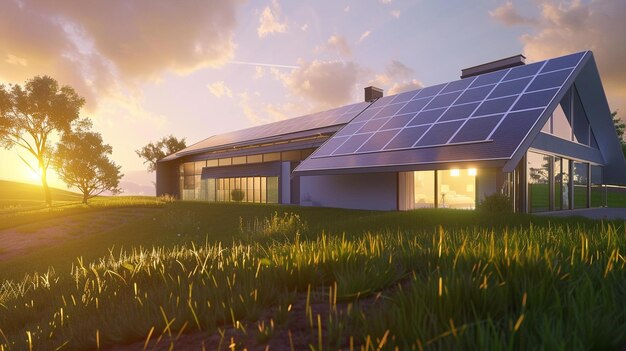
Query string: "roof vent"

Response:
xmin=364 ymin=86 xmax=383 ymax=102
xmin=461 ymin=54 xmax=526 ymax=79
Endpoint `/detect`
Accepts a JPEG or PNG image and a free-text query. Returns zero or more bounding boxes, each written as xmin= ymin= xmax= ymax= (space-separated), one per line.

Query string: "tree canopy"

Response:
xmin=136 ymin=135 xmax=186 ymax=172
xmin=0 ymin=76 xmax=85 ymax=205
xmin=53 ymin=119 xmax=122 ymax=204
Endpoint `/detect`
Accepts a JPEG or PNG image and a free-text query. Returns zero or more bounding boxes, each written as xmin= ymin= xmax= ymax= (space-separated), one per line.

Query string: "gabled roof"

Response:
xmin=294 ymin=51 xmax=626 ymax=181
xmin=161 ymin=101 xmax=372 ymax=161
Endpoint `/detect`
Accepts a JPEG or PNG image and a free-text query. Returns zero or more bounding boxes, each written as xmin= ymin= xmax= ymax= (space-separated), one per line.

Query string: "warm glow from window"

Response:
xmin=450 ymin=169 xmax=460 ymax=177
xmin=468 ymin=168 xmax=477 ymax=176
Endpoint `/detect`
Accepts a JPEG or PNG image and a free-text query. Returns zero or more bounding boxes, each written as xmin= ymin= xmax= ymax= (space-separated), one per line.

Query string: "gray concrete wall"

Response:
xmin=300 ymin=172 xmax=398 ymax=211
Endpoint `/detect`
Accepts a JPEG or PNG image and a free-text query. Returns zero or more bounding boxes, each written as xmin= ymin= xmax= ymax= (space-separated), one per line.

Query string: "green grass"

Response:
xmin=0 ymin=180 xmax=83 ymax=210
xmin=0 ymin=202 xmax=625 ymax=350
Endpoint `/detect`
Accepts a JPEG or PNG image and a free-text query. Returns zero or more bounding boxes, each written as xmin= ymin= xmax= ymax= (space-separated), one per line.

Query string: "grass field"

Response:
xmin=1 ymin=200 xmax=625 ymax=350
xmin=0 ymin=180 xmax=84 ymax=210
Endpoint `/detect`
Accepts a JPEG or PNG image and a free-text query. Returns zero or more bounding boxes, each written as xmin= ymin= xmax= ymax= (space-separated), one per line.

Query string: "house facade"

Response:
xmin=156 ymin=51 xmax=626 ymax=213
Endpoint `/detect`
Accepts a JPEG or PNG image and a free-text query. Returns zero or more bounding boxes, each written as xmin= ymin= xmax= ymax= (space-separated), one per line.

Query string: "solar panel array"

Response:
xmin=175 ymin=101 xmax=372 ymax=157
xmin=310 ymin=51 xmax=585 ymax=160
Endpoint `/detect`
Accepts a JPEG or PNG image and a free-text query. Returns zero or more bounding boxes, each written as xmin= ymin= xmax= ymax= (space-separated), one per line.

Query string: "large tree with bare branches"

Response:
xmin=0 ymin=76 xmax=85 ymax=205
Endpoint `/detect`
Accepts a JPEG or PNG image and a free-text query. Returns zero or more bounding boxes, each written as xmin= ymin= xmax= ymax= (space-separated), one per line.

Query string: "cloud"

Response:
xmin=491 ymin=0 xmax=626 ymax=111
xmin=278 ymin=60 xmax=360 ymax=108
xmin=388 ymin=80 xmax=424 ymax=95
xmin=489 ymin=2 xmax=538 ymax=26
xmin=301 ymin=23 xmax=309 ymax=31
xmin=380 ymin=0 xmax=392 ymax=4
xmin=238 ymin=91 xmax=312 ymax=125
xmin=253 ymin=66 xmax=265 ymax=79
xmin=369 ymin=60 xmax=423 ymax=96
xmin=344 ymin=5 xmax=350 ymax=12
xmin=0 ymin=0 xmax=241 ymax=110
xmin=258 ymin=0 xmax=287 ymax=38
xmin=390 ymin=10 xmax=401 ymax=18
xmin=316 ymin=35 xmax=352 ymax=57
xmin=358 ymin=30 xmax=372 ymax=43
xmin=207 ymin=81 xmax=233 ymax=98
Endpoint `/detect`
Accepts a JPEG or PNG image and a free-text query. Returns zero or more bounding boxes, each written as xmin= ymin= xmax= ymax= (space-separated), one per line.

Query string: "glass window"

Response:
xmin=541 ymin=116 xmax=552 ymax=133
xmin=263 ymin=153 xmax=281 ymax=162
xmin=184 ymin=162 xmax=194 ymax=175
xmin=232 ymin=156 xmax=246 ymax=165
xmin=207 ymin=178 xmax=216 ymax=202
xmin=261 ymin=177 xmax=267 ymax=203
xmin=527 ymin=152 xmax=551 ymax=212
xmin=573 ymin=162 xmax=589 ymax=209
xmin=218 ymin=158 xmax=232 ymax=166
xmin=217 ymin=178 xmax=224 ymax=201
xmin=229 ymin=178 xmax=236 ymax=201
xmin=254 ymin=177 xmax=261 ymax=202
xmin=591 ymin=165 xmax=604 ymax=207
xmin=195 ymin=161 xmax=205 ymax=175
xmin=552 ymin=103 xmax=572 ymax=141
xmin=196 ymin=176 xmax=206 ymax=201
xmin=554 ymin=157 xmax=571 ymax=210
xmin=267 ymin=177 xmax=279 ymax=203
xmin=184 ymin=175 xmax=195 ymax=190
xmin=206 ymin=159 xmax=218 ymax=167
xmin=246 ymin=177 xmax=253 ymax=202
xmin=413 ymin=171 xmax=435 ymax=208
xmin=573 ymin=88 xmax=590 ymax=145
xmin=281 ymin=150 xmax=301 ymax=161
xmin=437 ymin=169 xmax=476 ymax=209
xmin=247 ymin=154 xmax=263 ymax=164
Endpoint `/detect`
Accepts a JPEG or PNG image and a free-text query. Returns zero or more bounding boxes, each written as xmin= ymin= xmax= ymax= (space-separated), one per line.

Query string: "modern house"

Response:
xmin=156 ymin=51 xmax=626 ymax=213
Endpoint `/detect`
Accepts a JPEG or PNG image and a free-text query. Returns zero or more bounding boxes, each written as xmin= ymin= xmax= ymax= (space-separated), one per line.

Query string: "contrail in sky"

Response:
xmin=228 ymin=60 xmax=299 ymax=69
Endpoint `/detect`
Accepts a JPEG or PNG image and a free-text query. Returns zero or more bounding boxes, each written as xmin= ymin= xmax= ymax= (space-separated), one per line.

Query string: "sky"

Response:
xmin=0 ymin=0 xmax=625 ymax=195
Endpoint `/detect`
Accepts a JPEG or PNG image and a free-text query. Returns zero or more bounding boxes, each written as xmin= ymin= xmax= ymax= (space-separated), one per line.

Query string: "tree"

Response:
xmin=0 ymin=76 xmax=85 ymax=205
xmin=613 ymin=111 xmax=626 ymax=158
xmin=53 ymin=119 xmax=122 ymax=204
xmin=136 ymin=135 xmax=186 ymax=172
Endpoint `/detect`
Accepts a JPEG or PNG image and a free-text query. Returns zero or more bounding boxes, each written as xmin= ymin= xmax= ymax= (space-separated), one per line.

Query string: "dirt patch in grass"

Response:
xmin=105 ymin=283 xmax=404 ymax=351
xmin=0 ymin=208 xmax=163 ymax=261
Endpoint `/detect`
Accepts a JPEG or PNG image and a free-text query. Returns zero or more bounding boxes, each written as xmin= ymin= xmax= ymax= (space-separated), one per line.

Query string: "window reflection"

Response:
xmin=413 ymin=171 xmax=435 ymax=208
xmin=527 ymin=152 xmax=551 ymax=212
xmin=573 ymin=162 xmax=588 ymax=209
xmin=437 ymin=169 xmax=476 ymax=209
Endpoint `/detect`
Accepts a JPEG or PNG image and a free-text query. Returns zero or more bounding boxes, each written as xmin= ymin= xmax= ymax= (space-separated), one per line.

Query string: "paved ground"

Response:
xmin=537 ymin=207 xmax=626 ymax=220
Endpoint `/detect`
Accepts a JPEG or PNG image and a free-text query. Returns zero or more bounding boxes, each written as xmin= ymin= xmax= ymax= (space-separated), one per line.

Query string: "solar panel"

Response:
xmin=174 ymin=100 xmax=372 ymax=157
xmin=303 ymin=51 xmax=588 ymax=167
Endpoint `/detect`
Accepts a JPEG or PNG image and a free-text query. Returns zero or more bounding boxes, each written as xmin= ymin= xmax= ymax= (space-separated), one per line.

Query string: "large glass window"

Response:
xmin=573 ymin=88 xmax=590 ymax=145
xmin=527 ymin=152 xmax=551 ymax=212
xmin=554 ymin=157 xmax=570 ymax=210
xmin=413 ymin=171 xmax=435 ymax=208
xmin=552 ymin=103 xmax=573 ymax=141
xmin=591 ymin=165 xmax=604 ymax=207
xmin=573 ymin=162 xmax=589 ymax=209
xmin=437 ymin=169 xmax=476 ymax=209
xmin=203 ymin=176 xmax=279 ymax=204
xmin=267 ymin=177 xmax=279 ymax=203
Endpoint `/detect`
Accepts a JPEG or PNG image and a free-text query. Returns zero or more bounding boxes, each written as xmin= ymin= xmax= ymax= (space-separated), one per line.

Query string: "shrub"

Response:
xmin=157 ymin=193 xmax=177 ymax=203
xmin=478 ymin=193 xmax=513 ymax=213
xmin=231 ymin=189 xmax=245 ymax=202
xmin=239 ymin=212 xmax=308 ymax=238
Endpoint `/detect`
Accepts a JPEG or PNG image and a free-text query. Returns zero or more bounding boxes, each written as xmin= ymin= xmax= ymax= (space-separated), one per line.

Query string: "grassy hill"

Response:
xmin=0 ymin=179 xmax=83 ymax=208
xmin=1 ymin=202 xmax=625 ymax=349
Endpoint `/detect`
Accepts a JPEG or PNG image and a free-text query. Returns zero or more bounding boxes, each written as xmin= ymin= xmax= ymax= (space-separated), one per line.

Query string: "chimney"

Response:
xmin=364 ymin=86 xmax=383 ymax=102
xmin=461 ymin=54 xmax=526 ymax=79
